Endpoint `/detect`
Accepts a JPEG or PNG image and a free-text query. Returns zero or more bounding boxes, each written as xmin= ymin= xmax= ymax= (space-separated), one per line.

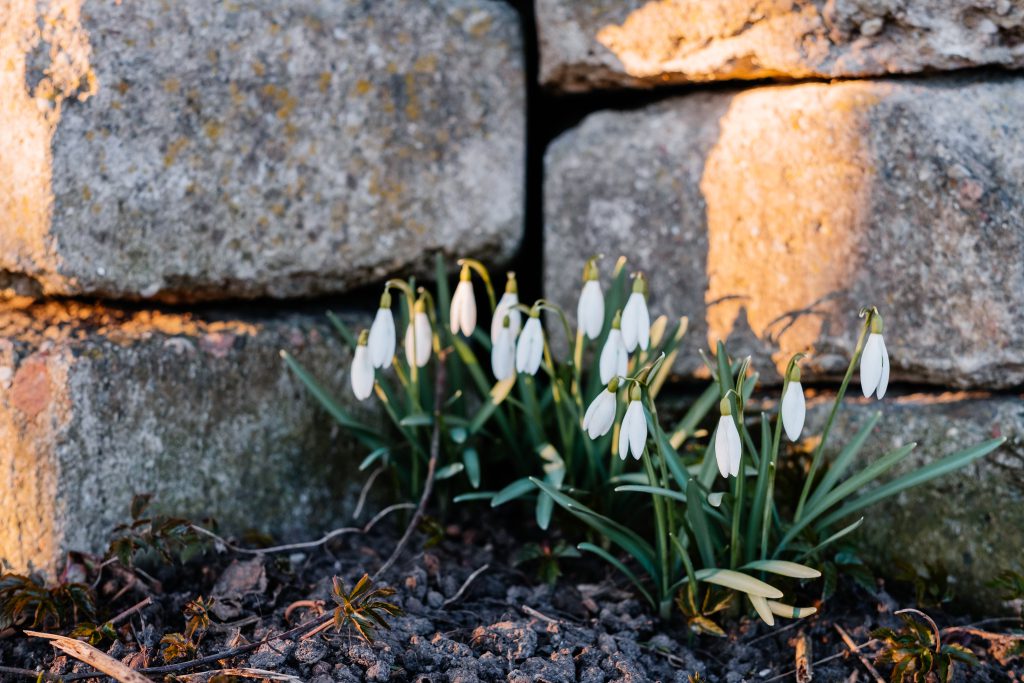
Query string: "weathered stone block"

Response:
xmin=537 ymin=0 xmax=1024 ymax=92
xmin=804 ymin=391 xmax=1023 ymax=608
xmin=0 ymin=0 xmax=524 ymax=301
xmin=0 ymin=299 xmax=372 ymax=573
xmin=544 ymin=75 xmax=1024 ymax=388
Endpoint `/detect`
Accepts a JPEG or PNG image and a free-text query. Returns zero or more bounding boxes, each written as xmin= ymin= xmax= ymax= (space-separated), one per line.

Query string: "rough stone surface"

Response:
xmin=0 ymin=298 xmax=373 ymax=573
xmin=536 ymin=0 xmax=1024 ymax=92
xmin=544 ymin=75 xmax=1024 ymax=388
xmin=803 ymin=390 xmax=1024 ymax=606
xmin=0 ymin=0 xmax=524 ymax=301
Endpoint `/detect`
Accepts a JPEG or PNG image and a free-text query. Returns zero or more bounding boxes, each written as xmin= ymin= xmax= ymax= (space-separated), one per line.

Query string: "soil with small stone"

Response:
xmin=2 ymin=509 xmax=1021 ymax=682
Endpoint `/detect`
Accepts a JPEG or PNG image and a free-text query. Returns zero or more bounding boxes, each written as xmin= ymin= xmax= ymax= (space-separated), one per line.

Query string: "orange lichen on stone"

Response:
xmin=11 ymin=356 xmax=52 ymax=419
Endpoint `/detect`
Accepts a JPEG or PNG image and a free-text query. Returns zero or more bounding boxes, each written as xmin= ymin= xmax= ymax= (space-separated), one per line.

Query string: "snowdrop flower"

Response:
xmin=583 ymin=378 xmax=619 ymax=439
xmin=516 ymin=309 xmax=544 ymax=375
xmin=714 ymin=397 xmax=741 ymax=478
xmin=449 ymin=265 xmax=477 ymax=337
xmin=577 ymin=258 xmax=605 ymax=339
xmin=491 ymin=315 xmax=516 ymax=381
xmin=780 ymin=364 xmax=806 ymax=441
xmin=367 ymin=290 xmax=396 ymax=369
xmin=351 ymin=330 xmax=374 ymax=401
xmin=490 ymin=272 xmax=521 ymax=344
xmin=404 ymin=297 xmax=432 ymax=368
xmin=621 ymin=272 xmax=650 ymax=352
xmin=598 ymin=311 xmax=629 ymax=384
xmin=618 ymin=384 xmax=647 ymax=460
xmin=860 ymin=313 xmax=889 ymax=400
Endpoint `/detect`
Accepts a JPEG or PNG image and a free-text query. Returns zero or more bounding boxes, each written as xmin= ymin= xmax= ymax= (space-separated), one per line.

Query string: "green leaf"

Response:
xmin=686 ymin=479 xmax=716 ymax=568
xmin=695 ymin=568 xmax=783 ymax=599
xmin=614 ymin=484 xmax=687 ymax=504
xmin=452 ymin=491 xmax=498 ymax=503
xmin=740 ymin=560 xmax=821 ymax=579
xmin=359 ymin=447 xmax=390 ymax=471
xmin=462 ymin=448 xmax=481 ymax=488
xmin=491 ymin=478 xmax=536 ymax=507
xmin=400 ymin=413 xmax=433 ymax=427
xmin=468 ymin=376 xmax=517 ymax=434
xmin=435 ymin=463 xmax=465 ymax=480
xmin=796 ymin=517 xmax=865 ymax=561
xmin=326 ymin=311 xmax=359 ymax=348
xmin=577 ymin=543 xmax=655 ymax=607
xmin=805 ymin=412 xmax=881 ymax=511
xmin=536 ymin=444 xmax=565 ymax=531
xmin=814 ymin=437 xmax=1005 ymax=532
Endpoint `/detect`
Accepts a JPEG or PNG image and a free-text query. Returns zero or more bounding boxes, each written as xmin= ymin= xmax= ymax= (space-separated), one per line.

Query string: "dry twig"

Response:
xmin=443 ymin=564 xmax=490 ymax=608
xmin=794 ymin=630 xmax=812 ymax=683
xmin=26 ymin=631 xmax=154 ymax=683
xmin=835 ymin=624 xmax=885 ymax=682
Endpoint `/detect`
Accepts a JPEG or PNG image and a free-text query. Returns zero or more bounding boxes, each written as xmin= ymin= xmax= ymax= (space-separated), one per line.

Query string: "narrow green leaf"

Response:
xmin=686 ymin=479 xmax=716 ymax=568
xmin=796 ymin=517 xmax=864 ymax=561
xmin=435 ymin=463 xmax=464 ymax=480
xmin=462 ymin=448 xmax=481 ymax=488
xmin=614 ymin=484 xmax=687 ymax=504
xmin=326 ymin=311 xmax=358 ymax=348
xmin=805 ymin=412 xmax=881 ymax=511
xmin=359 ymin=447 xmax=390 ymax=471
xmin=491 ymin=478 xmax=536 ymax=507
xmin=577 ymin=543 xmax=655 ymax=607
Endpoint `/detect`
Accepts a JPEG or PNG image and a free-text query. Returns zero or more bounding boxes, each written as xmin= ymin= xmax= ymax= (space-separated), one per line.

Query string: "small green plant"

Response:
xmin=675 ymin=586 xmax=734 ymax=637
xmin=873 ymin=609 xmax=978 ymax=682
xmin=513 ymin=541 xmax=581 ymax=585
xmin=0 ymin=570 xmax=96 ymax=630
xmin=989 ymin=569 xmax=1024 ymax=617
xmin=107 ymin=493 xmax=210 ymax=567
xmin=160 ymin=596 xmax=214 ymax=663
xmin=288 ymin=254 xmax=1004 ymax=626
xmin=330 ymin=573 xmax=402 ymax=643
xmin=892 ymin=560 xmax=955 ymax=608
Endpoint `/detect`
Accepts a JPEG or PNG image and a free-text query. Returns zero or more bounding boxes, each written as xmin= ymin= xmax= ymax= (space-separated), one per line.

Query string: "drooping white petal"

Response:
xmin=714 ymin=416 xmax=733 ymax=478
xmin=449 ymin=280 xmax=477 ymax=337
xmin=728 ymin=421 xmax=741 ymax=477
xmin=621 ymin=292 xmax=650 ymax=352
xmin=404 ymin=312 xmax=432 ymax=368
xmin=860 ymin=333 xmax=884 ymax=397
xmin=781 ymin=381 xmax=806 ymax=442
xmin=491 ymin=327 xmax=515 ymax=380
xmin=368 ymin=307 xmax=397 ymax=369
xmin=876 ymin=336 xmax=890 ymax=399
xmin=625 ymin=400 xmax=647 ymax=460
xmin=350 ymin=345 xmax=374 ymax=400
xmin=577 ymin=280 xmax=605 ymax=339
xmin=583 ymin=389 xmax=616 ymax=439
xmin=515 ymin=317 xmax=544 ymax=375
xmin=490 ymin=292 xmax=521 ymax=343
xmin=618 ymin=408 xmax=632 ymax=461
xmin=598 ymin=329 xmax=629 ymax=385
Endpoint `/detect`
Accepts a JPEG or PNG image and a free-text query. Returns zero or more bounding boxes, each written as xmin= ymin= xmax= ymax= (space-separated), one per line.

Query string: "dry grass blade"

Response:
xmin=834 ymin=624 xmax=884 ymax=683
xmin=25 ymin=630 xmax=154 ymax=683
xmin=176 ymin=668 xmax=302 ymax=681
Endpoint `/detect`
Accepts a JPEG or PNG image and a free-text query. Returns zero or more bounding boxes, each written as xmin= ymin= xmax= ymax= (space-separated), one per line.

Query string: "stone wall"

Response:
xmin=0 ymin=0 xmax=1021 ymax=605
xmin=0 ymin=0 xmax=526 ymax=571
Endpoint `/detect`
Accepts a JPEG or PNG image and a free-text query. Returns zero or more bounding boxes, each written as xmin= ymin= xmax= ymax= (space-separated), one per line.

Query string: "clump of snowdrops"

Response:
xmin=285 ymin=255 xmax=1004 ymax=626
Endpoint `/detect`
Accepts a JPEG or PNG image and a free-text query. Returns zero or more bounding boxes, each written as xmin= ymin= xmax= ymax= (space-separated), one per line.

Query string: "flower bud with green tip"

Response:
xmin=618 ymin=383 xmax=647 ymax=461
xmin=715 ymin=396 xmax=741 ymax=478
xmin=404 ymin=296 xmax=432 ymax=368
xmin=490 ymin=272 xmax=521 ymax=343
xmin=621 ymin=272 xmax=650 ymax=352
xmin=781 ymin=363 xmax=806 ymax=441
xmin=577 ymin=257 xmax=605 ymax=340
xmin=351 ymin=329 xmax=374 ymax=401
xmin=449 ymin=264 xmax=477 ymax=337
xmin=368 ymin=289 xmax=396 ymax=369
xmin=860 ymin=311 xmax=890 ymax=400
xmin=598 ymin=310 xmax=628 ymax=384
xmin=583 ymin=377 xmax=619 ymax=439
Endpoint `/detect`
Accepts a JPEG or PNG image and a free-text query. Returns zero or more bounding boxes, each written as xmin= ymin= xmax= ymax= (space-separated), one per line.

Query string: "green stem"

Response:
xmin=729 ymin=447 xmax=744 ymax=569
xmin=793 ymin=317 xmax=872 ymax=522
xmin=642 ymin=449 xmax=670 ymax=612
xmin=760 ymin=391 xmax=785 ymax=560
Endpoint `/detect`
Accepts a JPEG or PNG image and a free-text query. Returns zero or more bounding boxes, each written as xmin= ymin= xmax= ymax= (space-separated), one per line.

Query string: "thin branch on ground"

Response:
xmin=353 ymin=465 xmax=386 ymax=520
xmin=107 ymin=597 xmax=153 ymax=628
xmin=443 ymin=564 xmax=490 ymax=608
xmin=372 ymin=352 xmax=448 ymax=582
xmin=188 ymin=502 xmax=413 ymax=556
xmin=835 ymin=624 xmax=884 ymax=682
xmin=0 ymin=665 xmax=64 ymax=681
xmin=520 ymin=605 xmax=559 ymax=625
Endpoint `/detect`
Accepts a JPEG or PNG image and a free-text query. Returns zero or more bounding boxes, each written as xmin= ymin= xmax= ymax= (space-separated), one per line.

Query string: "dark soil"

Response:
xmin=2 ymin=509 xmax=1021 ymax=682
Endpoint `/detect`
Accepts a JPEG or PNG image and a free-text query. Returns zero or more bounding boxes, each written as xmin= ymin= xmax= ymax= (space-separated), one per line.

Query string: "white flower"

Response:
xmin=708 ymin=492 xmax=725 ymax=508
xmin=583 ymin=380 xmax=618 ymax=439
xmin=516 ymin=312 xmax=544 ymax=375
xmin=598 ymin=312 xmax=628 ymax=384
xmin=351 ymin=331 xmax=374 ymax=401
xmin=449 ymin=266 xmax=477 ymax=337
xmin=620 ymin=273 xmax=650 ymax=352
xmin=404 ymin=300 xmax=432 ymax=368
xmin=367 ymin=291 xmax=396 ymax=369
xmin=577 ymin=259 xmax=605 ymax=339
xmin=714 ymin=398 xmax=741 ymax=478
xmin=860 ymin=315 xmax=889 ymax=399
xmin=618 ymin=388 xmax=647 ymax=460
xmin=780 ymin=365 xmax=805 ymax=442
xmin=490 ymin=273 xmax=521 ymax=343
xmin=491 ymin=318 xmax=515 ymax=381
